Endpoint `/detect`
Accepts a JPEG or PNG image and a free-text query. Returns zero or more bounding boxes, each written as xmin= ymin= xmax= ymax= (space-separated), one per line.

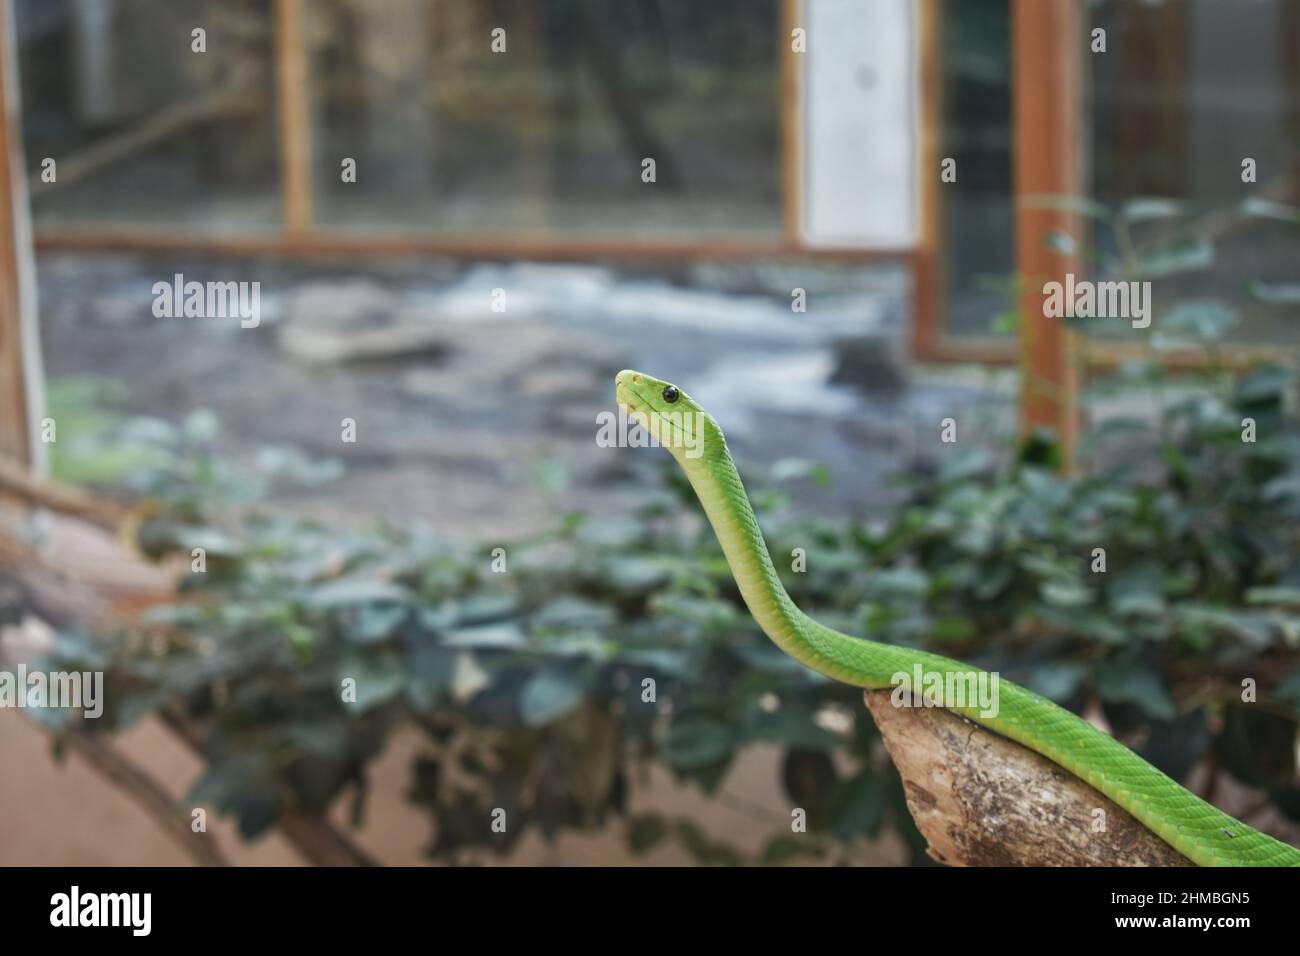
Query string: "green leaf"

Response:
xmin=1239 ymin=197 xmax=1300 ymax=224
xmin=1235 ymin=365 xmax=1293 ymax=404
xmin=1032 ymin=605 xmax=1126 ymax=644
xmin=1024 ymin=194 xmax=1112 ymax=220
xmin=1095 ymin=660 xmax=1176 ymax=720
xmin=189 ymin=754 xmax=268 ymax=813
xmin=340 ymin=654 xmax=407 ymax=711
xmin=760 ymin=835 xmax=812 ymax=864
xmin=939 ymin=449 xmax=993 ymax=483
xmin=1106 ymin=562 xmax=1166 ymax=616
xmin=532 ymin=597 xmax=618 ymax=633
xmin=304 ymin=578 xmax=410 ymax=610
xmin=1245 ymin=588 xmax=1300 ymax=607
xmin=1045 ymin=231 xmax=1079 ymax=255
xmin=771 ymin=458 xmax=831 ymax=486
xmin=627 ymin=814 xmax=669 ymax=854
xmin=234 ymin=789 xmax=282 ymax=839
xmin=518 ymin=667 xmax=586 ymax=727
xmin=1025 ymin=662 xmax=1088 ymax=701
xmin=1273 ymin=671 xmax=1300 ymax=706
xmin=1119 ymin=198 xmax=1187 ymax=221
xmin=448 ymin=595 xmax=517 ymax=626
xmin=1248 ymin=281 xmax=1300 ymax=304
xmin=782 ymin=748 xmax=838 ymax=827
xmin=407 ymin=644 xmax=456 ymax=710
xmin=534 ymin=456 xmax=569 ymax=495
xmin=1135 ymin=239 xmax=1214 ymax=278
xmin=1174 ymin=606 xmax=1274 ymax=650
xmin=1218 ymin=706 xmax=1296 ymax=788
xmin=407 ymin=757 xmax=442 ymax=805
xmin=1153 ymin=301 xmax=1236 ymax=346
xmin=621 ymin=648 xmax=691 ymax=676
xmin=672 ymin=820 xmax=742 ymax=866
xmin=990 ymin=310 xmax=1020 ymax=336
xmin=745 ymin=706 xmax=842 ymax=750
xmin=663 ymin=716 xmax=733 ymax=771
xmin=1041 ymin=581 xmax=1095 ymax=608
xmin=1134 ymin=710 xmax=1210 ymax=783
xmin=604 ymin=557 xmax=671 ymax=595
xmin=183 ymin=408 xmax=221 ymax=442
xmin=828 ymin=767 xmax=887 ymax=840
xmin=353 ymin=604 xmax=409 ymax=642
xmin=867 ymin=567 xmax=930 ymax=600
xmin=442 ymin=624 xmax=527 ymax=649
xmin=285 ymin=720 xmax=350 ymax=757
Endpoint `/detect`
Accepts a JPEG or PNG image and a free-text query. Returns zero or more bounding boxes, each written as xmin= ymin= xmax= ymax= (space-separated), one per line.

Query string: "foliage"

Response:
xmin=38 ymin=404 xmax=921 ymax=863
xmin=34 ymin=353 xmax=1300 ymax=863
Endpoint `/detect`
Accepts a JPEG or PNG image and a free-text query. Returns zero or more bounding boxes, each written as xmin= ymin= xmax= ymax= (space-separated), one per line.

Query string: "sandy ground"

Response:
xmin=0 ymin=708 xmax=904 ymax=866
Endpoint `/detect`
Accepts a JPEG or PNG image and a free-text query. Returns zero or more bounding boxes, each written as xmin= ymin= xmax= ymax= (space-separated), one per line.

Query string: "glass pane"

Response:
xmin=937 ymin=0 xmax=1015 ymax=340
xmin=306 ymin=0 xmax=783 ymax=239
xmin=1087 ymin=0 xmax=1300 ymax=345
xmin=15 ymin=0 xmax=281 ymax=232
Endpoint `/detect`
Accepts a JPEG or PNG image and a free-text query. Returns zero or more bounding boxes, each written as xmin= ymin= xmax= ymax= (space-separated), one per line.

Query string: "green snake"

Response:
xmin=615 ymin=369 xmax=1300 ymax=867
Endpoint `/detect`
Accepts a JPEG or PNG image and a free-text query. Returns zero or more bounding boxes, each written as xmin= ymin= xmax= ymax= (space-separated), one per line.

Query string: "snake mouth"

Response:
xmin=614 ymin=371 xmax=654 ymax=422
xmin=614 ymin=372 xmax=701 ymax=455
xmin=614 ymin=382 xmax=648 ymax=426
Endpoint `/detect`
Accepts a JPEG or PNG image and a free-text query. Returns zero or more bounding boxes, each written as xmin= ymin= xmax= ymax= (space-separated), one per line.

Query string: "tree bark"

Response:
xmin=863 ymin=689 xmax=1191 ymax=866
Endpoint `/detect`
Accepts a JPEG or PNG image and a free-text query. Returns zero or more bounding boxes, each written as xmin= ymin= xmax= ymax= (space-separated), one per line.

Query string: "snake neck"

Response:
xmin=681 ymin=445 xmax=888 ymax=687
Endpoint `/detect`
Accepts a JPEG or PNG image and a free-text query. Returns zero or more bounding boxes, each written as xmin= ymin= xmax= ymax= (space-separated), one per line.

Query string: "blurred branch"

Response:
xmin=572 ymin=3 xmax=682 ymax=189
xmin=57 ymin=726 xmax=230 ymax=867
xmin=158 ymin=710 xmax=380 ymax=867
xmin=26 ymin=83 xmax=259 ymax=199
xmin=0 ymin=453 xmax=124 ymax=528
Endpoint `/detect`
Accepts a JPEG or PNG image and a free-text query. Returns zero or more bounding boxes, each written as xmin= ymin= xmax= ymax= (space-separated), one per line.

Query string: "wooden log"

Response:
xmin=863 ymin=689 xmax=1191 ymax=866
xmin=0 ymin=0 xmax=43 ymax=470
xmin=1013 ymin=0 xmax=1081 ymax=460
xmin=0 ymin=453 xmax=126 ymax=527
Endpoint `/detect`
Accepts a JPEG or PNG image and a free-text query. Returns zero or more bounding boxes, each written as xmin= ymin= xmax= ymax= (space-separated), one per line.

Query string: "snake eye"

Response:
xmin=662 ymin=385 xmax=680 ymax=404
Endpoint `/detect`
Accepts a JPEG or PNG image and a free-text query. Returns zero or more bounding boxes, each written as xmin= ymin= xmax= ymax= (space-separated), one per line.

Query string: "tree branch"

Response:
xmin=863 ymin=689 xmax=1191 ymax=866
xmin=58 ymin=727 xmax=230 ymax=867
xmin=158 ymin=709 xmax=380 ymax=867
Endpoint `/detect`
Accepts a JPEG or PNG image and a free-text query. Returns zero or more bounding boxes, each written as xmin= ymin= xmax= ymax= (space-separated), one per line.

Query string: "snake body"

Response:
xmin=615 ymin=370 xmax=1300 ymax=866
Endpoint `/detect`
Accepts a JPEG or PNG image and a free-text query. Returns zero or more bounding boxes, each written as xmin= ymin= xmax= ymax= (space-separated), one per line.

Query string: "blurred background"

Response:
xmin=0 ymin=0 xmax=1298 ymax=866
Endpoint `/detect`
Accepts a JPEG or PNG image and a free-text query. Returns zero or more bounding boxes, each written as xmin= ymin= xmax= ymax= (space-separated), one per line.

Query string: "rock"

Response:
xmin=278 ymin=279 xmax=441 ymax=364
xmin=829 ymin=333 xmax=906 ymax=393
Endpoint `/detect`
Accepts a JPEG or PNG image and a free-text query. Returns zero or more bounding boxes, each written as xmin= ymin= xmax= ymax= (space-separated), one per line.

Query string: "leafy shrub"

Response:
xmin=35 ymin=352 xmax=1300 ymax=862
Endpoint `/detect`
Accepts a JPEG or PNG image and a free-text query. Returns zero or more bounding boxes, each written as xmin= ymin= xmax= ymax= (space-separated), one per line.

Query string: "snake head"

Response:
xmin=614 ymin=370 xmax=722 ymax=462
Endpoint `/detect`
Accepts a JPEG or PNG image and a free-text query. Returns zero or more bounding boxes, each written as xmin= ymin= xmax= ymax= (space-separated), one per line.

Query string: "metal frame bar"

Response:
xmin=780 ymin=0 xmax=802 ymax=243
xmin=32 ymin=226 xmax=912 ymax=263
